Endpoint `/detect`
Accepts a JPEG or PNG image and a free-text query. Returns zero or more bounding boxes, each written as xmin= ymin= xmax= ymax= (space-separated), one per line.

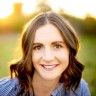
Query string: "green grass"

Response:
xmin=78 ymin=35 xmax=96 ymax=96
xmin=0 ymin=33 xmax=20 ymax=77
xmin=0 ymin=34 xmax=96 ymax=96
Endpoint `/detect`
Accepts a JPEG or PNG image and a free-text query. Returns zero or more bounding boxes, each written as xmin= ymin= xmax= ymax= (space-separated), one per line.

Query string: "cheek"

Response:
xmin=56 ymin=50 xmax=69 ymax=65
xmin=32 ymin=52 xmax=41 ymax=64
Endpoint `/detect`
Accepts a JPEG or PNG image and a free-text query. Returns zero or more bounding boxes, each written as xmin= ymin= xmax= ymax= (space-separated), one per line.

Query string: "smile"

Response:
xmin=41 ymin=64 xmax=58 ymax=71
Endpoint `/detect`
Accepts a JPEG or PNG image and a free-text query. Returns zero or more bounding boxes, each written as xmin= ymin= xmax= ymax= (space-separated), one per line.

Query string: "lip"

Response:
xmin=41 ymin=64 xmax=59 ymax=71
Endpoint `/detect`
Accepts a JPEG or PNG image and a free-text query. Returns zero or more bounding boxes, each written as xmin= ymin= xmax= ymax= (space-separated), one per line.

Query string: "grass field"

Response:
xmin=78 ymin=35 xmax=96 ymax=96
xmin=0 ymin=33 xmax=96 ymax=96
xmin=0 ymin=33 xmax=20 ymax=77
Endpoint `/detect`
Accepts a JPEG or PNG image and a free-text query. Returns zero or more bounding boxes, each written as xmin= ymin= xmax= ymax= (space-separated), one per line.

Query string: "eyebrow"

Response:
xmin=32 ymin=43 xmax=43 ymax=46
xmin=33 ymin=41 xmax=65 ymax=45
xmin=52 ymin=41 xmax=65 ymax=44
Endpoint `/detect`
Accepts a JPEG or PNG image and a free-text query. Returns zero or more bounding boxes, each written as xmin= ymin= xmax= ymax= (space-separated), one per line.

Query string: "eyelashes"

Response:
xmin=32 ymin=43 xmax=64 ymax=51
xmin=53 ymin=43 xmax=63 ymax=49
xmin=32 ymin=44 xmax=43 ymax=50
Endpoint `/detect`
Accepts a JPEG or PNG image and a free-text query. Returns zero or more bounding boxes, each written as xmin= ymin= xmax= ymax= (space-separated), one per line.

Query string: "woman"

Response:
xmin=0 ymin=12 xmax=91 ymax=96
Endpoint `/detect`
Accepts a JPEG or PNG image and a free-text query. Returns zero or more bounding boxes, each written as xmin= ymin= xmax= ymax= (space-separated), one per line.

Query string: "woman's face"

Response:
xmin=32 ymin=23 xmax=69 ymax=80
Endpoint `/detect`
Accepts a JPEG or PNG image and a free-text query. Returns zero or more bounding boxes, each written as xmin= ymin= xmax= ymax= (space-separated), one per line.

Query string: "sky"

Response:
xmin=0 ymin=0 xmax=96 ymax=19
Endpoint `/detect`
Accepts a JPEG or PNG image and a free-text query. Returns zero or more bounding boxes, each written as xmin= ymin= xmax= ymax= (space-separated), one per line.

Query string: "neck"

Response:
xmin=32 ymin=71 xmax=60 ymax=96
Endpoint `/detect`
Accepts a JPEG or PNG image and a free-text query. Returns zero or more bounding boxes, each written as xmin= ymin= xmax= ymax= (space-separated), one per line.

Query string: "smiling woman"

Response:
xmin=0 ymin=11 xmax=91 ymax=96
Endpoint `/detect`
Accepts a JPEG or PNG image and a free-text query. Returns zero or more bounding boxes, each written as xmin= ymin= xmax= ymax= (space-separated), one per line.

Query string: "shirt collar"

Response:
xmin=51 ymin=83 xmax=65 ymax=96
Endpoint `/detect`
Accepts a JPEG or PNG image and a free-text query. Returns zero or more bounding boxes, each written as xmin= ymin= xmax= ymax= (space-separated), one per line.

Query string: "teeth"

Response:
xmin=42 ymin=65 xmax=57 ymax=71
xmin=43 ymin=65 xmax=56 ymax=69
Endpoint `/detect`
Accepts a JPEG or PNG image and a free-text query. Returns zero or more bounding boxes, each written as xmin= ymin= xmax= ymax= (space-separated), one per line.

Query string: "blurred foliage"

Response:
xmin=59 ymin=9 xmax=96 ymax=35
xmin=0 ymin=2 xmax=96 ymax=35
xmin=0 ymin=1 xmax=51 ymax=33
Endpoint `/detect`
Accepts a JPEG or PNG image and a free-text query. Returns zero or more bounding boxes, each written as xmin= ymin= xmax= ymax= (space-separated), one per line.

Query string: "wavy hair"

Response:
xmin=10 ymin=12 xmax=84 ymax=95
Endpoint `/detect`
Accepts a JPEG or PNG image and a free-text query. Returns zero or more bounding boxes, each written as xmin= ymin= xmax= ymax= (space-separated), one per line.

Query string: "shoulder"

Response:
xmin=80 ymin=79 xmax=91 ymax=96
xmin=52 ymin=79 xmax=91 ymax=96
xmin=0 ymin=77 xmax=20 ymax=96
xmin=73 ymin=79 xmax=91 ymax=96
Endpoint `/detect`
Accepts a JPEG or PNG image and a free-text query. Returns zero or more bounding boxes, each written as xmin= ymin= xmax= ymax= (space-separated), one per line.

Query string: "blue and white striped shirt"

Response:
xmin=0 ymin=77 xmax=91 ymax=96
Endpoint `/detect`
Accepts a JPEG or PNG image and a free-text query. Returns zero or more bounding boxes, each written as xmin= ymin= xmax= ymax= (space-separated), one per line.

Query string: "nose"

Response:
xmin=42 ymin=47 xmax=54 ymax=62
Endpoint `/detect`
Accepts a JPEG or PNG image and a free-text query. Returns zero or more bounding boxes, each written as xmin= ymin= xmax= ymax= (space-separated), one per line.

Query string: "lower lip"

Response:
xmin=41 ymin=64 xmax=58 ymax=71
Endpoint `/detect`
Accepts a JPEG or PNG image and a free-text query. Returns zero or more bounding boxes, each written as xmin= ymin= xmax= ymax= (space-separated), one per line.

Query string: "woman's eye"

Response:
xmin=53 ymin=44 xmax=63 ymax=49
xmin=33 ymin=45 xmax=42 ymax=50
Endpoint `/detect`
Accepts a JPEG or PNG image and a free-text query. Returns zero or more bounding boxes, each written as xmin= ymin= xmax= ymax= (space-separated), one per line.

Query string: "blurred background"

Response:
xmin=0 ymin=0 xmax=96 ymax=95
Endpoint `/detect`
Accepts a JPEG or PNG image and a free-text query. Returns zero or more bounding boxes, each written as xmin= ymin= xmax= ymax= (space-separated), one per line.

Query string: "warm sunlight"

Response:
xmin=21 ymin=0 xmax=37 ymax=15
xmin=0 ymin=1 xmax=13 ymax=19
xmin=0 ymin=0 xmax=36 ymax=19
xmin=48 ymin=0 xmax=96 ymax=18
xmin=0 ymin=0 xmax=96 ymax=19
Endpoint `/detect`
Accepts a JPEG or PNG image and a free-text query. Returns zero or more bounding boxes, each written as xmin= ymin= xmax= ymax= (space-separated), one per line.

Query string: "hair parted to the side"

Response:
xmin=10 ymin=11 xmax=84 ymax=95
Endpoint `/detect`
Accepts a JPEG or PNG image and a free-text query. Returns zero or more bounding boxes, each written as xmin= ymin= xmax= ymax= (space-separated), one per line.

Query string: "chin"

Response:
xmin=41 ymin=74 xmax=61 ymax=81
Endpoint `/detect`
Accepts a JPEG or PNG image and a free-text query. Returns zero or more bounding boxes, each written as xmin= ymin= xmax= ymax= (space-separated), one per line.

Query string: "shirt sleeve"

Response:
xmin=0 ymin=77 xmax=19 ymax=96
xmin=80 ymin=79 xmax=91 ymax=96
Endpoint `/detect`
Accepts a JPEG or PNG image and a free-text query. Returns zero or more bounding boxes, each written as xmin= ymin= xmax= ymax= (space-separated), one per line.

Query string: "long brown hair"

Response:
xmin=10 ymin=12 xmax=84 ymax=94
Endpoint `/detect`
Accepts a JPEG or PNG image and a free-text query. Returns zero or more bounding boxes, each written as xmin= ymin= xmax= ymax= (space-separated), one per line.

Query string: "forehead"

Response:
xmin=34 ymin=24 xmax=64 ymax=43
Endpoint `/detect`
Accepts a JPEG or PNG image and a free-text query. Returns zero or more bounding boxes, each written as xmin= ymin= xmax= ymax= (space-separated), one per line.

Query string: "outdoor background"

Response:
xmin=0 ymin=0 xmax=96 ymax=96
